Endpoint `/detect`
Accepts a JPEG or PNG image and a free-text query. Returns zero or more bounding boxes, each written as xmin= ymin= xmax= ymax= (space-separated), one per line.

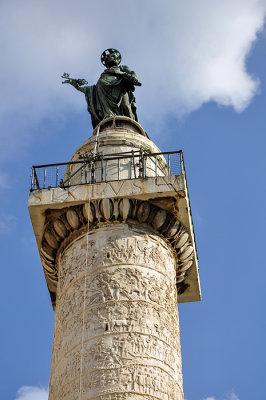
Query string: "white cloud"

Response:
xmin=0 ymin=214 xmax=16 ymax=235
xmin=13 ymin=387 xmax=241 ymax=400
xmin=230 ymin=394 xmax=240 ymax=400
xmin=203 ymin=393 xmax=240 ymax=400
xmin=0 ymin=0 xmax=265 ymax=159
xmin=0 ymin=171 xmax=10 ymax=189
xmin=15 ymin=386 xmax=48 ymax=400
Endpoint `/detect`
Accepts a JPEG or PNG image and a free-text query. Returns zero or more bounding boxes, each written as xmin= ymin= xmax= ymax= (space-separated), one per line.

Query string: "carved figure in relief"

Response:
xmin=150 ymin=246 xmax=162 ymax=265
xmin=127 ymin=244 xmax=135 ymax=262
xmin=76 ymin=364 xmax=178 ymax=400
xmin=114 ymin=318 xmax=129 ymax=332
xmin=97 ymin=309 xmax=113 ymax=332
xmin=57 ymin=297 xmax=178 ymax=349
xmin=99 ymin=396 xmax=126 ymax=400
xmin=82 ymin=240 xmax=97 ymax=268
xmin=112 ymin=281 xmax=131 ymax=300
xmin=106 ymin=239 xmax=123 ymax=263
xmin=127 ymin=278 xmax=139 ymax=298
xmin=140 ymin=279 xmax=149 ymax=299
xmin=89 ymin=339 xmax=122 ymax=367
xmin=128 ymin=365 xmax=137 ymax=390
xmin=128 ymin=306 xmax=139 ymax=331
xmin=126 ymin=333 xmax=136 ymax=353
xmin=98 ymin=273 xmax=113 ymax=299
xmin=117 ymin=336 xmax=127 ymax=357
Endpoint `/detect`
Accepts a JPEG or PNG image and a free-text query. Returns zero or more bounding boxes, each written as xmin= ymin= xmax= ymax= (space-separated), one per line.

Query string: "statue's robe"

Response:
xmin=84 ymin=65 xmax=138 ymax=128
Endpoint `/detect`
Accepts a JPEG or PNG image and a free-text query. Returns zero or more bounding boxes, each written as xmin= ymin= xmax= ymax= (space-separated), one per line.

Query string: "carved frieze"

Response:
xmin=49 ymin=225 xmax=184 ymax=400
xmin=41 ymin=198 xmax=195 ymax=307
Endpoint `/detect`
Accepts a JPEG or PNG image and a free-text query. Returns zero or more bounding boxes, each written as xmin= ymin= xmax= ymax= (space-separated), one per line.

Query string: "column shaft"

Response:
xmin=49 ymin=224 xmax=184 ymax=400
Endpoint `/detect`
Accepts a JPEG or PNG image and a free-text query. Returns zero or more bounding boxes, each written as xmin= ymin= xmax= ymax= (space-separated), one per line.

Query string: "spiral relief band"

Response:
xmin=49 ymin=225 xmax=184 ymax=400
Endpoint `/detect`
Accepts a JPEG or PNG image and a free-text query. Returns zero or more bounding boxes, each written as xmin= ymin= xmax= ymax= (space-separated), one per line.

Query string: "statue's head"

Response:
xmin=101 ymin=48 xmax=121 ymax=68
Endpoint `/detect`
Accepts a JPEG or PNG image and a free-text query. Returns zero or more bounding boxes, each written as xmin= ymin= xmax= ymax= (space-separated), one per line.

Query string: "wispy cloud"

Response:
xmin=15 ymin=386 xmax=48 ymax=400
xmin=0 ymin=171 xmax=10 ymax=189
xmin=0 ymin=0 xmax=265 ymax=159
xmin=204 ymin=393 xmax=240 ymax=400
xmin=0 ymin=214 xmax=16 ymax=235
xmin=230 ymin=395 xmax=240 ymax=400
xmin=14 ymin=387 xmax=240 ymax=400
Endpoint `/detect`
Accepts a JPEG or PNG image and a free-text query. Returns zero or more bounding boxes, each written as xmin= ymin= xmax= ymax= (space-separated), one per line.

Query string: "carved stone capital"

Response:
xmin=40 ymin=198 xmax=194 ymax=308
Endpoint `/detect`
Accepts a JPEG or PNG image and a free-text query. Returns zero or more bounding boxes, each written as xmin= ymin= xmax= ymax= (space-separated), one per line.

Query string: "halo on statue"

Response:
xmin=101 ymin=48 xmax=122 ymax=67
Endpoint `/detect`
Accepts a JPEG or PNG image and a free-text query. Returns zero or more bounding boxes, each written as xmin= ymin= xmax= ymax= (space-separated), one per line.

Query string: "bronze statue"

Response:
xmin=62 ymin=49 xmax=141 ymax=128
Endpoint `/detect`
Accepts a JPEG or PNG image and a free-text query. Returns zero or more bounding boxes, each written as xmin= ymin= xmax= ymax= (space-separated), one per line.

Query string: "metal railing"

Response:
xmin=30 ymin=150 xmax=184 ymax=191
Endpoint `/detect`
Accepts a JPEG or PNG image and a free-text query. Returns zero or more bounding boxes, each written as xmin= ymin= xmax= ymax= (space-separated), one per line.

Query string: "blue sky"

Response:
xmin=1 ymin=1 xmax=266 ymax=400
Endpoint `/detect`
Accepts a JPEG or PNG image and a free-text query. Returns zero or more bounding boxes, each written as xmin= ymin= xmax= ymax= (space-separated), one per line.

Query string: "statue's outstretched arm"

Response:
xmin=68 ymin=80 xmax=86 ymax=94
xmin=61 ymin=73 xmax=88 ymax=93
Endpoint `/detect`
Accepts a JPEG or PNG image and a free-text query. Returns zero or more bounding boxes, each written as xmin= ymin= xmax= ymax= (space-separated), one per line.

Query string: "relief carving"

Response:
xmin=49 ymin=225 xmax=183 ymax=400
xmin=41 ymin=198 xmax=195 ymax=308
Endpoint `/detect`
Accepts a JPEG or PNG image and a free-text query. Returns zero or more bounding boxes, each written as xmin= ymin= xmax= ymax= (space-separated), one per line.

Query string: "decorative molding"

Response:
xmin=40 ymin=198 xmax=194 ymax=308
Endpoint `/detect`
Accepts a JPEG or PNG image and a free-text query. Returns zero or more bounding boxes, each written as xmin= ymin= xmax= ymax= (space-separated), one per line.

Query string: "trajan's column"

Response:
xmin=29 ymin=49 xmax=201 ymax=400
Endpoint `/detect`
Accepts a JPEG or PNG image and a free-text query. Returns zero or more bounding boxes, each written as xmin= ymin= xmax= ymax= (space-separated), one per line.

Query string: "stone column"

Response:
xmin=49 ymin=223 xmax=184 ymax=400
xmin=28 ymin=118 xmax=200 ymax=400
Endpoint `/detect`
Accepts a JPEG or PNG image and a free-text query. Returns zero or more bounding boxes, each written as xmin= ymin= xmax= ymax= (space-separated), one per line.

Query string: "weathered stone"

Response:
xmin=152 ymin=209 xmax=167 ymax=230
xmin=119 ymin=198 xmax=132 ymax=221
xmin=53 ymin=219 xmax=68 ymax=238
xmin=44 ymin=231 xmax=59 ymax=249
xmin=179 ymin=259 xmax=193 ymax=272
xmin=179 ymin=245 xmax=194 ymax=261
xmin=176 ymin=232 xmax=189 ymax=248
xmin=49 ymin=225 xmax=184 ymax=400
xmin=166 ymin=220 xmax=181 ymax=238
xmin=82 ymin=203 xmax=94 ymax=223
xmin=99 ymin=198 xmax=113 ymax=220
xmin=28 ymin=117 xmax=201 ymax=400
xmin=66 ymin=209 xmax=80 ymax=229
xmin=137 ymin=201 xmax=150 ymax=223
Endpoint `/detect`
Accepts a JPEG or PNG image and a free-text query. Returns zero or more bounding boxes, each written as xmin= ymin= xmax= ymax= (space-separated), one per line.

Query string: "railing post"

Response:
xmin=129 ymin=156 xmax=132 ymax=179
xmin=31 ymin=167 xmax=34 ymax=191
xmin=140 ymin=149 xmax=144 ymax=178
xmin=132 ymin=150 xmax=136 ymax=178
xmin=143 ymin=154 xmax=147 ymax=178
xmin=118 ymin=158 xmax=120 ymax=181
xmin=101 ymin=158 xmax=103 ymax=183
xmin=68 ymin=166 xmax=71 ymax=186
xmin=81 ymin=165 xmax=84 ymax=184
xmin=180 ymin=151 xmax=184 ymax=175
xmin=43 ymin=168 xmax=46 ymax=188
xmin=91 ymin=160 xmax=95 ymax=183
xmin=56 ymin=166 xmax=58 ymax=187
xmin=168 ymin=153 xmax=170 ymax=176
xmin=138 ymin=150 xmax=143 ymax=178
xmin=34 ymin=169 xmax=40 ymax=190
xmin=85 ymin=168 xmax=88 ymax=184
xmin=155 ymin=155 xmax=157 ymax=177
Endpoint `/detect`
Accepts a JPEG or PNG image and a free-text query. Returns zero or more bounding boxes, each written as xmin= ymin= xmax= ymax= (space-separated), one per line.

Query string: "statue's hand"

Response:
xmin=126 ymin=74 xmax=142 ymax=86
xmin=77 ymin=79 xmax=88 ymax=86
xmin=61 ymin=73 xmax=88 ymax=87
xmin=62 ymin=77 xmax=77 ymax=86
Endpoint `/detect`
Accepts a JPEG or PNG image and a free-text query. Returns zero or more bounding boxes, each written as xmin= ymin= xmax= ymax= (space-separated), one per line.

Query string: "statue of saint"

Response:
xmin=62 ymin=49 xmax=141 ymax=128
